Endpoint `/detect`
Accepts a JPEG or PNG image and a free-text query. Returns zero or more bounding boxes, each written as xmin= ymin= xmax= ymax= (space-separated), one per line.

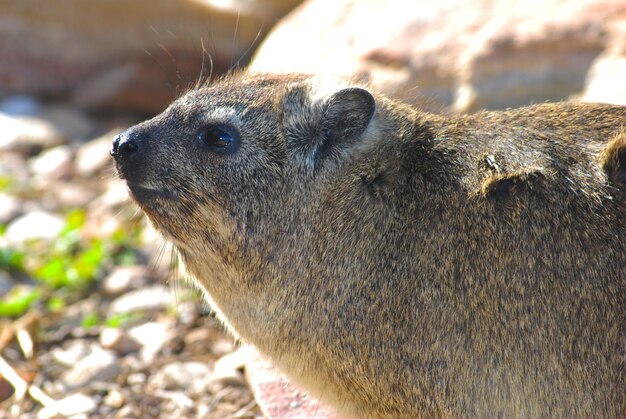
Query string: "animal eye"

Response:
xmin=196 ymin=124 xmax=239 ymax=153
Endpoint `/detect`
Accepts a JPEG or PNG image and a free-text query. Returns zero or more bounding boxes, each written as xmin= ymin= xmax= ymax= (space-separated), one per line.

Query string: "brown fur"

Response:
xmin=112 ymin=72 xmax=626 ymax=418
xmin=600 ymin=129 xmax=626 ymax=184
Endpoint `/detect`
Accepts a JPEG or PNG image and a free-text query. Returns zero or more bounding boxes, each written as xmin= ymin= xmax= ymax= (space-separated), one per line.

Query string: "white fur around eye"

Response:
xmin=206 ymin=106 xmax=241 ymax=127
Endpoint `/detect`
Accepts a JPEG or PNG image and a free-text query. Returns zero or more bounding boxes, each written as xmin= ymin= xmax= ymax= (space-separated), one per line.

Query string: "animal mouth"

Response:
xmin=127 ymin=182 xmax=179 ymax=202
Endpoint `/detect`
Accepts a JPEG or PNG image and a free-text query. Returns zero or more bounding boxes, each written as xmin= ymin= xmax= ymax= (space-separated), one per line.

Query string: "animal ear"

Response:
xmin=321 ymin=87 xmax=376 ymax=145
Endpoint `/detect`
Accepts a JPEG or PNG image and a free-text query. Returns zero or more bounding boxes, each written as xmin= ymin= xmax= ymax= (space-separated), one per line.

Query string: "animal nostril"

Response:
xmin=111 ymin=133 xmax=139 ymax=158
xmin=119 ymin=139 xmax=139 ymax=156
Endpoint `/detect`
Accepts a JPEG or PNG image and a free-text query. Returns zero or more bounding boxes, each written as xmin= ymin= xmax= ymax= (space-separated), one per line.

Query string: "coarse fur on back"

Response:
xmin=112 ymin=72 xmax=626 ymax=417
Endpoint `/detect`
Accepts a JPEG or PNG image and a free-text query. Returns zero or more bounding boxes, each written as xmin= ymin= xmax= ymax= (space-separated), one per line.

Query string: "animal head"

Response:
xmin=111 ymin=73 xmax=378 ymax=249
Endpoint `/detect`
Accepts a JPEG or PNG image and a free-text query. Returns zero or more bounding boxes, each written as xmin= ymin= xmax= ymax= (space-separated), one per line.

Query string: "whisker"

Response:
xmin=150 ymin=238 xmax=168 ymax=277
xmin=201 ymin=37 xmax=215 ymax=89
xmin=157 ymin=42 xmax=184 ymax=88
xmin=230 ymin=8 xmax=241 ymax=70
xmin=143 ymin=48 xmax=179 ymax=99
xmin=230 ymin=23 xmax=265 ymax=72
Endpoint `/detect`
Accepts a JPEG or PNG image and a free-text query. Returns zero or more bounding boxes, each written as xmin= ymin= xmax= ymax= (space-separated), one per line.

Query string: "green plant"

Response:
xmin=0 ymin=287 xmax=40 ymax=317
xmin=0 ymin=209 xmax=144 ymax=317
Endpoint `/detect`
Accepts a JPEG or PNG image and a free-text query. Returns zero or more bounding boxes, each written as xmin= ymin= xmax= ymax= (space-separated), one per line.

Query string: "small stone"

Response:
xmin=28 ymin=145 xmax=73 ymax=179
xmin=176 ymin=301 xmax=198 ymax=325
xmin=211 ymin=338 xmax=237 ymax=357
xmin=75 ymin=129 xmax=121 ymax=177
xmin=127 ymin=321 xmax=173 ymax=364
xmin=0 ymin=152 xmax=30 ymax=185
xmin=60 ymin=345 xmax=121 ymax=390
xmin=4 ymin=211 xmax=65 ymax=245
xmin=127 ymin=372 xmax=146 ymax=386
xmin=0 ymin=194 xmax=22 ymax=225
xmin=99 ymin=327 xmax=142 ymax=355
xmin=209 ymin=346 xmax=251 ymax=388
xmin=103 ymin=389 xmax=125 ymax=408
xmin=51 ymin=340 xmax=92 ymax=367
xmin=101 ymin=266 xmax=152 ymax=297
xmin=93 ymin=179 xmax=131 ymax=209
xmin=108 ymin=284 xmax=175 ymax=315
xmin=152 ymin=389 xmax=194 ymax=411
xmin=148 ymin=361 xmax=212 ymax=396
xmin=51 ymin=181 xmax=99 ymax=209
xmin=0 ymin=113 xmax=66 ymax=155
xmin=39 ymin=393 xmax=96 ymax=418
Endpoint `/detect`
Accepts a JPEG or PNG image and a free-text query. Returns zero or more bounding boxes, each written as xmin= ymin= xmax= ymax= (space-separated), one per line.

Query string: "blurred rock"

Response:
xmin=4 ymin=210 xmax=65 ymax=245
xmin=251 ymin=0 xmax=626 ymax=112
xmin=75 ymin=129 xmax=121 ymax=177
xmin=0 ymin=0 xmax=303 ymax=114
xmin=103 ymin=389 xmax=126 ymax=409
xmin=127 ymin=321 xmax=173 ymax=364
xmin=0 ymin=272 xmax=14 ymax=298
xmin=581 ymin=25 xmax=626 ymax=106
xmin=0 ymin=374 xmax=14 ymax=403
xmin=60 ymin=344 xmax=121 ymax=390
xmin=40 ymin=106 xmax=95 ymax=143
xmin=582 ymin=53 xmax=626 ymax=105
xmin=94 ymin=179 xmax=131 ymax=209
xmin=148 ymin=361 xmax=212 ymax=396
xmin=246 ymin=349 xmax=339 ymax=419
xmin=28 ymin=145 xmax=73 ymax=180
xmin=212 ymin=339 xmax=238 ymax=357
xmin=0 ymin=152 xmax=30 ymax=185
xmin=39 ymin=393 xmax=97 ymax=418
xmin=48 ymin=180 xmax=100 ymax=209
xmin=0 ymin=193 xmax=22 ymax=224
xmin=51 ymin=340 xmax=94 ymax=367
xmin=0 ymin=95 xmax=40 ymax=116
xmin=151 ymin=389 xmax=194 ymax=413
xmin=0 ymin=113 xmax=66 ymax=155
xmin=109 ymin=284 xmax=175 ymax=315
xmin=209 ymin=346 xmax=251 ymax=389
xmin=101 ymin=266 xmax=153 ymax=297
xmin=100 ymin=327 xmax=142 ymax=355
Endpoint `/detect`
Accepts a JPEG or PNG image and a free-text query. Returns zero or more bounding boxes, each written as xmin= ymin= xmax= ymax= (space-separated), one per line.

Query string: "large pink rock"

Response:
xmin=246 ymin=349 xmax=339 ymax=419
xmin=0 ymin=0 xmax=303 ymax=114
xmin=581 ymin=21 xmax=626 ymax=105
xmin=251 ymin=0 xmax=626 ymax=112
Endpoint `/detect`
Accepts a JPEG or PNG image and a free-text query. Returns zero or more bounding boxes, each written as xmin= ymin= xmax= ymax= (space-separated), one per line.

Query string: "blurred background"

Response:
xmin=0 ymin=0 xmax=624 ymax=417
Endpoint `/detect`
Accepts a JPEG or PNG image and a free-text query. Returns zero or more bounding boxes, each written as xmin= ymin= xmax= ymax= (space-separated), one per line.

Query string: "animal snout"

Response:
xmin=111 ymin=131 xmax=140 ymax=159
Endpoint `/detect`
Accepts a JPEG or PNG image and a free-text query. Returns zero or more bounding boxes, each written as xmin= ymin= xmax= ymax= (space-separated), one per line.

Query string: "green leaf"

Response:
xmin=81 ymin=312 xmax=100 ymax=329
xmin=35 ymin=258 xmax=68 ymax=288
xmin=105 ymin=312 xmax=134 ymax=328
xmin=64 ymin=209 xmax=86 ymax=233
xmin=0 ymin=247 xmax=24 ymax=270
xmin=47 ymin=296 xmax=66 ymax=312
xmin=0 ymin=287 xmax=40 ymax=317
xmin=0 ymin=175 xmax=12 ymax=191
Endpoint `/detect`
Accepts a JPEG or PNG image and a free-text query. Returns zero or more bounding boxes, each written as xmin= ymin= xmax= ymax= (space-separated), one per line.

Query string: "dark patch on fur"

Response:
xmin=361 ymin=172 xmax=386 ymax=199
xmin=480 ymin=169 xmax=544 ymax=199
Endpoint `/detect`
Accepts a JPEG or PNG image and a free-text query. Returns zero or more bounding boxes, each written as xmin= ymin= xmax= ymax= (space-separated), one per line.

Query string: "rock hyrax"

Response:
xmin=111 ymin=72 xmax=625 ymax=417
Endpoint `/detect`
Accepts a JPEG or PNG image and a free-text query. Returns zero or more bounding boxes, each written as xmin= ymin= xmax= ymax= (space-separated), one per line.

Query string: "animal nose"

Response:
xmin=111 ymin=131 xmax=139 ymax=159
